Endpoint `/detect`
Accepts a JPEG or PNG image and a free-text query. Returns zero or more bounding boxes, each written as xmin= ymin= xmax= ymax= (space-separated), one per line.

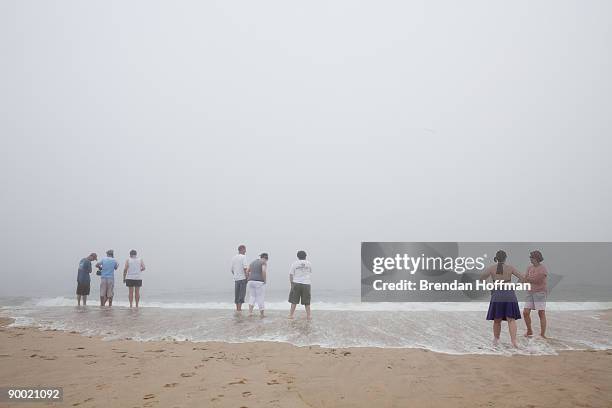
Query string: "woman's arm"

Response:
xmin=511 ymin=266 xmax=525 ymax=281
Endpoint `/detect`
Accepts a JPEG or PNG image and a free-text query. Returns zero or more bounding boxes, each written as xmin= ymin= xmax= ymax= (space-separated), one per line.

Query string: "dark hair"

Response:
xmin=106 ymin=249 xmax=114 ymax=256
xmin=238 ymin=245 xmax=246 ymax=252
xmin=260 ymin=253 xmax=268 ymax=260
xmin=530 ymin=250 xmax=543 ymax=263
xmin=297 ymin=250 xmax=307 ymax=260
xmin=130 ymin=249 xmax=137 ymax=256
xmin=494 ymin=250 xmax=507 ymax=274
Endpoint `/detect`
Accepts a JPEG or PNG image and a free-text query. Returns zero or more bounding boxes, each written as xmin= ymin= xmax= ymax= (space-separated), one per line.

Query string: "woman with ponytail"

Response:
xmin=480 ymin=250 xmax=524 ymax=348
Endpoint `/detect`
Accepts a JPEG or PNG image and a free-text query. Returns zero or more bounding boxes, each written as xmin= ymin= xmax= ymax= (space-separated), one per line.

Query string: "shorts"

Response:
xmin=125 ymin=279 xmax=142 ymax=287
xmin=524 ymin=291 xmax=547 ymax=311
xmin=234 ymin=279 xmax=247 ymax=304
xmin=247 ymin=280 xmax=265 ymax=309
xmin=100 ymin=278 xmax=114 ymax=298
xmin=288 ymin=283 xmax=311 ymax=305
xmin=76 ymin=281 xmax=90 ymax=296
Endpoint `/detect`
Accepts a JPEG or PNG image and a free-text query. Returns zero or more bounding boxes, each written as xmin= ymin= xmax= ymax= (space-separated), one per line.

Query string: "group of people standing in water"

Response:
xmin=480 ymin=250 xmax=548 ymax=347
xmin=76 ymin=246 xmax=549 ymax=343
xmin=76 ymin=249 xmax=146 ymax=308
xmin=230 ymin=245 xmax=313 ymax=319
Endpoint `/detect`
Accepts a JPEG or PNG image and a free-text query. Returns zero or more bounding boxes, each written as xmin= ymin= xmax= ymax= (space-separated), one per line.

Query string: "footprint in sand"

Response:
xmin=242 ymin=391 xmax=252 ymax=397
xmin=164 ymin=383 xmax=179 ymax=388
xmin=266 ymin=379 xmax=280 ymax=385
xmin=143 ymin=394 xmax=156 ymax=400
xmin=229 ymin=379 xmax=247 ymax=385
xmin=180 ymin=372 xmax=195 ymax=378
xmin=72 ymin=397 xmax=94 ymax=406
xmin=145 ymin=349 xmax=166 ymax=353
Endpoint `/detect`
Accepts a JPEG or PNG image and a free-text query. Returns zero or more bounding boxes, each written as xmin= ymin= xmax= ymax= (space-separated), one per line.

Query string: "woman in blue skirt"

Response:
xmin=480 ymin=250 xmax=524 ymax=348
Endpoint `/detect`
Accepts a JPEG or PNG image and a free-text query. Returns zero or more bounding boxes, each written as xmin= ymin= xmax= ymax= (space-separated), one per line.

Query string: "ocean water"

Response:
xmin=1 ymin=291 xmax=611 ymax=356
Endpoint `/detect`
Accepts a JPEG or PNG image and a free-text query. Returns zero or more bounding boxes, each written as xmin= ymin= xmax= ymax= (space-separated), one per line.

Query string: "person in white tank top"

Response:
xmin=123 ymin=249 xmax=146 ymax=308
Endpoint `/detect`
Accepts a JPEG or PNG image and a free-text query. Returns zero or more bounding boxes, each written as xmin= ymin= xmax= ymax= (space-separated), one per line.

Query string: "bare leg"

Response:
xmin=493 ymin=319 xmax=502 ymax=345
xmin=523 ymin=308 xmax=533 ymax=336
xmin=288 ymin=303 xmax=297 ymax=319
xmin=305 ymin=305 xmax=311 ymax=320
xmin=135 ymin=287 xmax=140 ymax=308
xmin=77 ymin=295 xmax=81 ymax=306
xmin=128 ymin=287 xmax=134 ymax=308
xmin=508 ymin=318 xmax=518 ymax=348
xmin=108 ymin=297 xmax=113 ymax=307
xmin=236 ymin=303 xmax=242 ymax=311
xmin=538 ymin=310 xmax=547 ymax=338
xmin=259 ymin=309 xmax=264 ymax=318
xmin=100 ymin=296 xmax=106 ymax=307
xmin=248 ymin=304 xmax=254 ymax=315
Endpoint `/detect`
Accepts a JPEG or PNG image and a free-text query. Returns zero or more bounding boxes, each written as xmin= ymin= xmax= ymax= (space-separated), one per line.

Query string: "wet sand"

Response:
xmin=1 ymin=315 xmax=611 ymax=408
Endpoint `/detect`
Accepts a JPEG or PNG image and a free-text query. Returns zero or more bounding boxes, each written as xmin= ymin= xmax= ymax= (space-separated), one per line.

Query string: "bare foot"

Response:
xmin=512 ymin=341 xmax=519 ymax=348
xmin=524 ymin=331 xmax=533 ymax=337
xmin=492 ymin=338 xmax=499 ymax=347
xmin=540 ymin=334 xmax=547 ymax=339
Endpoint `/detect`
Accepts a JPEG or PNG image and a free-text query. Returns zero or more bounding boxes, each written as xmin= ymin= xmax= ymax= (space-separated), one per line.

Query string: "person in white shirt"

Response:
xmin=288 ymin=250 xmax=312 ymax=320
xmin=231 ymin=245 xmax=249 ymax=311
xmin=123 ymin=249 xmax=146 ymax=308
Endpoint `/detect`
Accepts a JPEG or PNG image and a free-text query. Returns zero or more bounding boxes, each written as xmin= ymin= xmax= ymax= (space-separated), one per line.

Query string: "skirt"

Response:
xmin=486 ymin=289 xmax=522 ymax=321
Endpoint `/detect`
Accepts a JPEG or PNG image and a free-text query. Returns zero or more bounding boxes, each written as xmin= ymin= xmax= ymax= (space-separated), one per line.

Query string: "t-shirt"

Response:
xmin=98 ymin=257 xmax=118 ymax=279
xmin=248 ymin=259 xmax=265 ymax=282
xmin=125 ymin=257 xmax=144 ymax=280
xmin=525 ymin=264 xmax=548 ymax=292
xmin=77 ymin=258 xmax=92 ymax=283
xmin=231 ymin=254 xmax=248 ymax=281
xmin=290 ymin=260 xmax=312 ymax=285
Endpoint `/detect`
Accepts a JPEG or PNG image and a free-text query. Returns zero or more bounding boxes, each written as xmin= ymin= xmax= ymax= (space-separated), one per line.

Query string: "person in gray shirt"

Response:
xmin=246 ymin=253 xmax=268 ymax=317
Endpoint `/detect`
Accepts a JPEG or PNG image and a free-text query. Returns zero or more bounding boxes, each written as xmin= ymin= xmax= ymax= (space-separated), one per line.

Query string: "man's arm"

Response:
xmin=289 ymin=264 xmax=294 ymax=285
xmin=123 ymin=260 xmax=128 ymax=282
xmin=262 ymin=263 xmax=267 ymax=284
xmin=140 ymin=260 xmax=146 ymax=272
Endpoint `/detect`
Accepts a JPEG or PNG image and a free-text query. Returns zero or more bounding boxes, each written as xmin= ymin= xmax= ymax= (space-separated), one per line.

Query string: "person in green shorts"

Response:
xmin=288 ymin=250 xmax=312 ymax=320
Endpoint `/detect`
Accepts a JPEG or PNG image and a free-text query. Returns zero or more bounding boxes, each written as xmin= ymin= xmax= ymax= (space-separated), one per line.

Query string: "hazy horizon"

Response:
xmin=1 ymin=0 xmax=611 ymax=297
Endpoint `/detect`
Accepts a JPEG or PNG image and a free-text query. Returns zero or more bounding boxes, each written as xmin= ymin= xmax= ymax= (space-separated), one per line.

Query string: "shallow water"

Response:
xmin=1 ymin=296 xmax=611 ymax=356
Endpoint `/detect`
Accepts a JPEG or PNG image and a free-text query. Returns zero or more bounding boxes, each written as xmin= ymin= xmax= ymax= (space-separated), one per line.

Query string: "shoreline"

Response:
xmin=2 ymin=317 xmax=612 ymax=407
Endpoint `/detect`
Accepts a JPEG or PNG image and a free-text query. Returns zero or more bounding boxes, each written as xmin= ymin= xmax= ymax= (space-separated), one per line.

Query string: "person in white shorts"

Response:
xmin=523 ymin=250 xmax=548 ymax=338
xmin=246 ymin=253 xmax=268 ymax=317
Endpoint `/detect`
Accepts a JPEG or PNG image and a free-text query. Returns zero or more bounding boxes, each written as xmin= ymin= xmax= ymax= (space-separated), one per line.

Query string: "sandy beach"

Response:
xmin=1 ymin=316 xmax=611 ymax=408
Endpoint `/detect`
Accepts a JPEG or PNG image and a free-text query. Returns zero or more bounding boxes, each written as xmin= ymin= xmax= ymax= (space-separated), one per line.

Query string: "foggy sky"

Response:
xmin=1 ymin=0 xmax=611 ymax=297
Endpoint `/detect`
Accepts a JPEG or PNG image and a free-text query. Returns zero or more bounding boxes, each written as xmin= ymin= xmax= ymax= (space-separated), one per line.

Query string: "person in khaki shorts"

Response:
xmin=288 ymin=250 xmax=312 ymax=320
xmin=96 ymin=249 xmax=118 ymax=307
